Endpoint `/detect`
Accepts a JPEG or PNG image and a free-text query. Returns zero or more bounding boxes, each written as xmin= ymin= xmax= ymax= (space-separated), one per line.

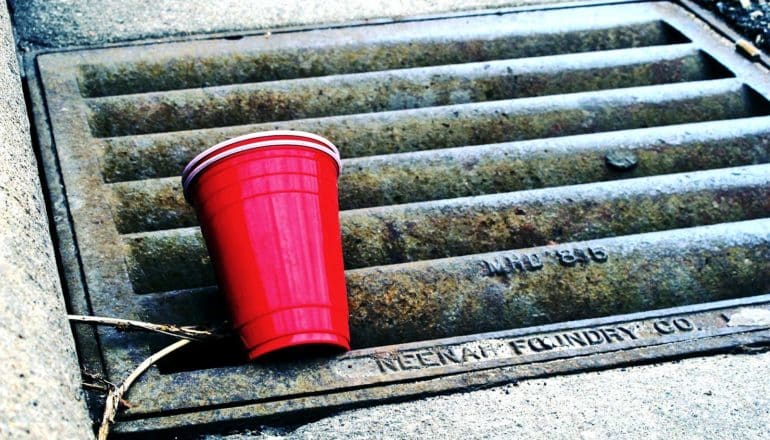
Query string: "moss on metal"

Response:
xmin=345 ymin=226 xmax=770 ymax=347
xmin=125 ymin=229 xmax=212 ymax=294
xmin=338 ymin=128 xmax=770 ymax=209
xmin=86 ymin=51 xmax=716 ymax=137
xmin=123 ymin=220 xmax=770 ymax=348
xmin=101 ymin=80 xmax=757 ymax=182
xmin=79 ymin=22 xmax=675 ymax=97
xmin=110 ymin=177 xmax=193 ymax=233
xmin=122 ymin=166 xmax=770 ymax=293
xmin=108 ymin=124 xmax=770 ymax=233
xmin=340 ymin=166 xmax=770 ymax=268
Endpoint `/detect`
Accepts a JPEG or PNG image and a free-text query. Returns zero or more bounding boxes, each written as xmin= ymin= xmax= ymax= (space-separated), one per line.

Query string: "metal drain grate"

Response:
xmin=28 ymin=1 xmax=770 ymax=436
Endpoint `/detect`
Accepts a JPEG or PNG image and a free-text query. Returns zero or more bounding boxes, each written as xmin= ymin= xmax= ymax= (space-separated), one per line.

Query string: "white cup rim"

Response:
xmin=182 ymin=139 xmax=342 ymax=202
xmin=182 ymin=130 xmax=339 ymax=178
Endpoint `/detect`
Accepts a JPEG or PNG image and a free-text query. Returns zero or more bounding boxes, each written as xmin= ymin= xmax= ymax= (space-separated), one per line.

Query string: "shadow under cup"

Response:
xmin=182 ymin=131 xmax=350 ymax=360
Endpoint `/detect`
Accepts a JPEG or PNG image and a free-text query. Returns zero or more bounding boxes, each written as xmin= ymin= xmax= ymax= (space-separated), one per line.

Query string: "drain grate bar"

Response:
xmin=122 ymin=164 xmax=770 ymax=293
xmin=109 ymin=117 xmax=770 ymax=233
xmin=345 ymin=219 xmax=770 ymax=346
xmin=76 ymin=11 xmax=686 ymax=97
xmin=85 ymin=44 xmax=728 ymax=137
xmin=28 ymin=1 xmax=770 ymax=435
xmin=100 ymin=78 xmax=765 ymax=181
xmin=125 ymin=219 xmax=770 ymax=351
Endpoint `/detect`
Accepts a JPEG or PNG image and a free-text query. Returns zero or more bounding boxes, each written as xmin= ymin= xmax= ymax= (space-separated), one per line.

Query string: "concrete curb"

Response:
xmin=0 ymin=3 xmax=93 ymax=439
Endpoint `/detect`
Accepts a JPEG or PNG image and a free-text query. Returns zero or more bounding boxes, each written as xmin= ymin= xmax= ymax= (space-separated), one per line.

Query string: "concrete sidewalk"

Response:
xmin=245 ymin=352 xmax=770 ymax=439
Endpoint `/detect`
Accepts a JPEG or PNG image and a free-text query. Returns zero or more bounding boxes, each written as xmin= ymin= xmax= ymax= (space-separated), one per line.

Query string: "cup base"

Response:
xmin=238 ymin=305 xmax=350 ymax=361
xmin=247 ymin=332 xmax=350 ymax=361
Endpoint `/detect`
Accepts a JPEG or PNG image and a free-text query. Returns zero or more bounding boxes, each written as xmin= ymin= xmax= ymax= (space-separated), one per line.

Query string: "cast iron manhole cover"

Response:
xmin=28 ymin=1 xmax=770 ymax=436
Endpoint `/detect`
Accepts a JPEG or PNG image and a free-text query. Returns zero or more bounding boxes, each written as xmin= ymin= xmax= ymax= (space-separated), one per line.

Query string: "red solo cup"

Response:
xmin=182 ymin=130 xmax=350 ymax=360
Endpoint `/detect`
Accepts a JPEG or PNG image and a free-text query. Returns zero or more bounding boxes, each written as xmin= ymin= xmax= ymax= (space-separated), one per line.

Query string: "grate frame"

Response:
xmin=25 ymin=1 xmax=770 ymax=435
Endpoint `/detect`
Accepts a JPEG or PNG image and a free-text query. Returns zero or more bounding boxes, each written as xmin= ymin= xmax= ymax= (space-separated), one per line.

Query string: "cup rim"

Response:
xmin=182 ymin=130 xmax=339 ymax=178
xmin=182 ymin=139 xmax=342 ymax=201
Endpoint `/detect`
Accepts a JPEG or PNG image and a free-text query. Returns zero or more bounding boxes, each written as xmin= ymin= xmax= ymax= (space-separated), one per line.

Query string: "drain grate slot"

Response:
xmin=29 ymin=1 xmax=770 ymax=435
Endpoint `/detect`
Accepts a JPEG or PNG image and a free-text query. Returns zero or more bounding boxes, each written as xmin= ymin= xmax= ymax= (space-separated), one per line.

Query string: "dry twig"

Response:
xmin=82 ymin=370 xmax=116 ymax=388
xmin=97 ymin=339 xmax=192 ymax=440
xmin=70 ymin=315 xmax=227 ymax=438
xmin=68 ymin=314 xmax=227 ymax=341
xmin=81 ymin=383 xmax=133 ymax=409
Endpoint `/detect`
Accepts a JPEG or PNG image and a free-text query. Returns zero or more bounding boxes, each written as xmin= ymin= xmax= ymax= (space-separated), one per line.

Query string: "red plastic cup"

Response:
xmin=182 ymin=130 xmax=350 ymax=360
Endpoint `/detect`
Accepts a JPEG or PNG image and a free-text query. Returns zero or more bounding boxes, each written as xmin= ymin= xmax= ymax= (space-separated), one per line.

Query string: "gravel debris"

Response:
xmin=696 ymin=0 xmax=770 ymax=50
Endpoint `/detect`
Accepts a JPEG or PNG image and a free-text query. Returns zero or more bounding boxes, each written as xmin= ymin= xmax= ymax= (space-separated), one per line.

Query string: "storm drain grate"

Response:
xmin=28 ymin=1 xmax=770 ymax=436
